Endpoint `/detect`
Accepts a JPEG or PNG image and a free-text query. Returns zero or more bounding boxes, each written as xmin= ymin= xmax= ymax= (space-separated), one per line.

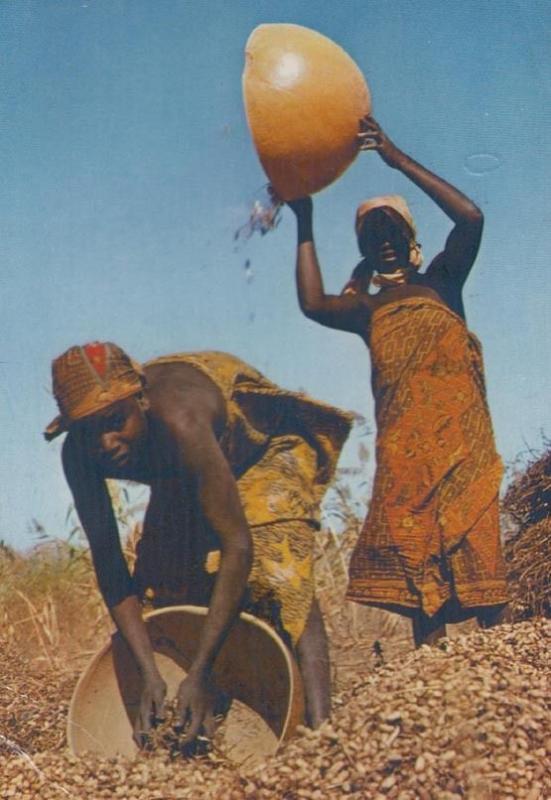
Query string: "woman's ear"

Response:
xmin=341 ymin=281 xmax=359 ymax=296
xmin=137 ymin=394 xmax=150 ymax=413
xmin=409 ymin=241 xmax=423 ymax=269
xmin=345 ymin=258 xmax=375 ymax=294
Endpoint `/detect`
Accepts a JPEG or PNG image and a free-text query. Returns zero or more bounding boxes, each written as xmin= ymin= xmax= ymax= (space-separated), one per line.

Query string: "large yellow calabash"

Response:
xmin=243 ymin=24 xmax=371 ymax=201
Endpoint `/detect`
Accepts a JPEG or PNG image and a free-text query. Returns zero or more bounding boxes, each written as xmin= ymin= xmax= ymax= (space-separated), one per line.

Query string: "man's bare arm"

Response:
xmin=62 ymin=435 xmax=134 ymax=605
xmin=166 ymin=407 xmax=253 ymax=741
xmin=62 ymin=435 xmax=166 ymax=744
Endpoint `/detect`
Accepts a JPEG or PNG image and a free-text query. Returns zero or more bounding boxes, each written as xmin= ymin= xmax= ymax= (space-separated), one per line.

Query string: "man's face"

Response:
xmin=74 ymin=396 xmax=149 ymax=470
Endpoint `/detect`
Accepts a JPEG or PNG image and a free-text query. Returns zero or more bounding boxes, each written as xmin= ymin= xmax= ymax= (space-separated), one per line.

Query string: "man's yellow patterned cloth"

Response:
xmin=346 ymin=298 xmax=509 ymax=617
xmin=133 ymin=351 xmax=353 ymax=644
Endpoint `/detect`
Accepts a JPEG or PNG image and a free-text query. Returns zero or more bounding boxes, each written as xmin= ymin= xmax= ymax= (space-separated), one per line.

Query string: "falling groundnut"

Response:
xmin=242 ymin=23 xmax=371 ymax=201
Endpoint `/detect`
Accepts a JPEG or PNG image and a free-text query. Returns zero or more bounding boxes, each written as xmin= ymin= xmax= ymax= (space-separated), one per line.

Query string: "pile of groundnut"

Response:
xmin=1 ymin=619 xmax=549 ymax=800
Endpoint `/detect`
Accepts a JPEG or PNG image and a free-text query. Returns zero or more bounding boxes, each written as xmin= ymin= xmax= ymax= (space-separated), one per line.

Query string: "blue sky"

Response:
xmin=2 ymin=0 xmax=550 ymax=548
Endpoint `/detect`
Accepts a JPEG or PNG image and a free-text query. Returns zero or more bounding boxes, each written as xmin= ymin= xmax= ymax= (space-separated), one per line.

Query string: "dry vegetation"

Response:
xmin=501 ymin=444 xmax=551 ymax=619
xmin=0 ymin=538 xmax=111 ymax=670
xmin=1 ymin=452 xmax=550 ymax=798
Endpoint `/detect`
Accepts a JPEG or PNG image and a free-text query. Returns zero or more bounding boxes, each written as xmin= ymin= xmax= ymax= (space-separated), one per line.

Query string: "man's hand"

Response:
xmin=175 ymin=673 xmax=218 ymax=744
xmin=358 ymin=115 xmax=403 ymax=168
xmin=287 ymin=196 xmax=313 ymax=219
xmin=133 ymin=672 xmax=167 ymax=748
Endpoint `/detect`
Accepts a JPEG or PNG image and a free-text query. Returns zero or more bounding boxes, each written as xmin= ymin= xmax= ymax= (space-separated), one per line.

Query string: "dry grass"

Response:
xmin=502 ymin=444 xmax=551 ymax=618
xmin=0 ymin=539 xmax=110 ymax=670
xmin=314 ymin=523 xmax=411 ymax=691
xmin=0 ymin=480 xmax=146 ymax=670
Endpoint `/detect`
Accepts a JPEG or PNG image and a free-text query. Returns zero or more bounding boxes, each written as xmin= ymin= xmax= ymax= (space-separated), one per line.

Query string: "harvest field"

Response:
xmin=1 ymin=452 xmax=549 ymax=799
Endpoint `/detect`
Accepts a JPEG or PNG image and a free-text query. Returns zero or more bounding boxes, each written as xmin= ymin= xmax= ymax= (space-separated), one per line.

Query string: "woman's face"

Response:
xmin=358 ymin=209 xmax=411 ymax=273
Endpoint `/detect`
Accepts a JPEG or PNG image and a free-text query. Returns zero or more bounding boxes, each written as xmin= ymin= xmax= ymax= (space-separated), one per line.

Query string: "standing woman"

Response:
xmin=288 ymin=116 xmax=509 ymax=646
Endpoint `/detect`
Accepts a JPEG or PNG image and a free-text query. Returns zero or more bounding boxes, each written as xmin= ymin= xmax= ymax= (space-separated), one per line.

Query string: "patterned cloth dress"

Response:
xmin=347 ymin=297 xmax=509 ymax=618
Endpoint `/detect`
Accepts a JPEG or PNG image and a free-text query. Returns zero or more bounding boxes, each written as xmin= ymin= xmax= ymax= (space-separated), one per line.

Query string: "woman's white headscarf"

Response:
xmin=355 ymin=195 xmax=423 ymax=270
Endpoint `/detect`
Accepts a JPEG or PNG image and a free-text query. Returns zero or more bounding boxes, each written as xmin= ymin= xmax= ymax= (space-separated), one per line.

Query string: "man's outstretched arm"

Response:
xmin=62 ymin=435 xmax=167 ymax=745
xmin=167 ymin=410 xmax=253 ymax=743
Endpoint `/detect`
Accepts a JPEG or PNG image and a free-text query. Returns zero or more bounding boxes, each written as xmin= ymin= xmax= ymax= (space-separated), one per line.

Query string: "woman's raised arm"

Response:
xmin=359 ymin=116 xmax=483 ymax=284
xmin=288 ymin=197 xmax=370 ymax=333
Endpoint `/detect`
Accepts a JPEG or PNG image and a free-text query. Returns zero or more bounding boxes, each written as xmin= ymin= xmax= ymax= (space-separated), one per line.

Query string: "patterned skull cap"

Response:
xmin=44 ymin=342 xmax=145 ymax=441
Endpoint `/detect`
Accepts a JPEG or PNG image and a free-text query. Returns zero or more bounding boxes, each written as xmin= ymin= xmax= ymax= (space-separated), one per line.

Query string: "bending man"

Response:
xmin=45 ymin=344 xmax=352 ymax=741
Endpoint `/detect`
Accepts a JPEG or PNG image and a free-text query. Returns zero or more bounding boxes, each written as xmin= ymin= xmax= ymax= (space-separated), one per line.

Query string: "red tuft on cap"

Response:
xmin=84 ymin=342 xmax=108 ymax=378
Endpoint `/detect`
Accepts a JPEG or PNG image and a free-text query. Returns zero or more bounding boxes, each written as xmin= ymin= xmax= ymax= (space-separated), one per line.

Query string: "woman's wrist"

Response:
xmin=381 ymin=145 xmax=409 ymax=170
xmin=296 ymin=213 xmax=313 ymax=244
